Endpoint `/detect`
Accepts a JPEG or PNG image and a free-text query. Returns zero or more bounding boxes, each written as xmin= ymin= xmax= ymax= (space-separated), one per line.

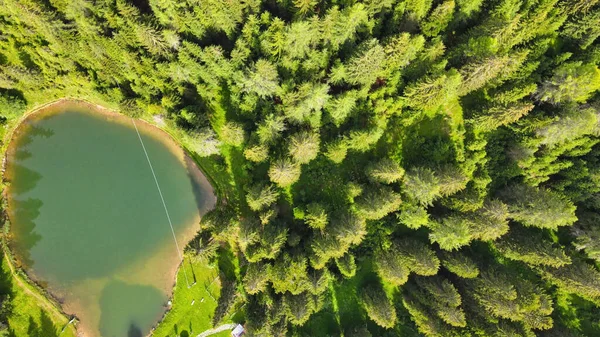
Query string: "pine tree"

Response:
xmin=244 ymin=144 xmax=270 ymax=163
xmin=241 ymin=59 xmax=280 ymax=98
xmin=535 ymin=62 xmax=600 ymax=104
xmin=288 ymin=131 xmax=320 ymax=164
xmin=494 ymin=227 xmax=572 ymax=268
xmin=344 ymin=39 xmax=386 ymax=86
xmin=440 ymin=250 xmax=480 ymax=278
xmin=304 ymin=203 xmax=328 ymax=231
xmin=501 ymin=185 xmax=577 ymax=230
xmin=269 ymin=159 xmax=301 ymax=187
xmin=366 ymin=158 xmax=405 ymax=184
xmin=188 ymin=128 xmax=221 ymax=157
xmin=421 ymin=1 xmax=455 ymax=37
xmin=355 ymin=185 xmax=402 ymax=220
xmin=246 ymin=184 xmax=279 ymax=211
xmin=403 ymin=167 xmax=441 ymax=206
xmin=244 ymin=262 xmax=270 ymax=295
xmin=361 ymin=282 xmax=397 ymax=329
xmin=257 ymin=115 xmax=286 ymax=144
xmin=335 ymin=252 xmax=356 ymax=278
xmin=220 ymin=121 xmax=245 ymax=147
xmin=397 ymin=203 xmax=430 ymax=229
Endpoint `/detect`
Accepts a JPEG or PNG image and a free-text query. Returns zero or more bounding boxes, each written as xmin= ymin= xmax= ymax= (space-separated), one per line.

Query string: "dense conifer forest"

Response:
xmin=1 ymin=0 xmax=600 ymax=335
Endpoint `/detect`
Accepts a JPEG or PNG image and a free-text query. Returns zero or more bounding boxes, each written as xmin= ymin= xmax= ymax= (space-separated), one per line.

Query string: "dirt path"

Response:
xmin=3 ymin=252 xmax=76 ymax=335
xmin=195 ymin=323 xmax=236 ymax=337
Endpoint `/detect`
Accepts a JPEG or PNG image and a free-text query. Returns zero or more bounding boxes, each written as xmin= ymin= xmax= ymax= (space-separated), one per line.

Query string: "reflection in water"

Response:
xmin=9 ymin=198 xmax=43 ymax=268
xmin=128 ymin=324 xmax=142 ymax=337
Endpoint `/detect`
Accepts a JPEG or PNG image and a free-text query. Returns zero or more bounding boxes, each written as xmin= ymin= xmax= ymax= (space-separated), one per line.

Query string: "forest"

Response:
xmin=1 ymin=0 xmax=600 ymax=336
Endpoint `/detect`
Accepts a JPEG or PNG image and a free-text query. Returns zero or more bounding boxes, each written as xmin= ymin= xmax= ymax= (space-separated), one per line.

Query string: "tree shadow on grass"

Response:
xmin=26 ymin=310 xmax=59 ymax=337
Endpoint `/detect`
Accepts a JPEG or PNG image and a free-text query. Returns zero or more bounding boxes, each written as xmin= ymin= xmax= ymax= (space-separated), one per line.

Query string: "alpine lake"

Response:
xmin=4 ymin=101 xmax=216 ymax=337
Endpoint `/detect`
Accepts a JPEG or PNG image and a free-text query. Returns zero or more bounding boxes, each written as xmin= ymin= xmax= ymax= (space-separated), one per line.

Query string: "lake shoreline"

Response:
xmin=1 ymin=98 xmax=217 ymax=337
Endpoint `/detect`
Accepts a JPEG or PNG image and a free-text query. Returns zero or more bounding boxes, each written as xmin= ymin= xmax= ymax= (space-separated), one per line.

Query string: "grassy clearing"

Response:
xmin=0 ymin=252 xmax=76 ymax=337
xmin=153 ymin=258 xmax=231 ymax=337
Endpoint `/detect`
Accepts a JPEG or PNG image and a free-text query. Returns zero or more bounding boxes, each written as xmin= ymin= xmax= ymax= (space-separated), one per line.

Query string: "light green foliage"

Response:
xmin=397 ymin=203 xmax=430 ymax=229
xmin=405 ymin=0 xmax=434 ymax=20
xmin=293 ymin=0 xmax=318 ymax=16
xmin=438 ymin=165 xmax=468 ymax=196
xmin=346 ymin=127 xmax=384 ymax=152
xmin=220 ymin=121 xmax=245 ymax=147
xmin=344 ymin=39 xmax=386 ymax=86
xmin=288 ymin=131 xmax=320 ymax=164
xmin=375 ymin=239 xmax=440 ymax=285
xmin=535 ymin=107 xmax=599 ymax=148
xmin=421 ymin=1 xmax=455 ymax=37
xmin=403 ymin=167 xmax=441 ymax=206
xmin=456 ymin=0 xmax=483 ymax=17
xmin=244 ymin=262 xmax=270 ymax=294
xmin=269 ymin=253 xmax=311 ymax=295
xmin=536 ymin=62 xmax=600 ymax=103
xmin=330 ymin=212 xmax=367 ymax=246
xmin=324 ymin=139 xmax=348 ymax=163
xmin=430 ymin=200 xmax=510 ymax=250
xmin=284 ymin=292 xmax=317 ymax=325
xmin=0 ymin=94 xmax=26 ymax=120
xmin=501 ymin=185 xmax=577 ymax=230
xmin=269 ymin=158 xmax=301 ymax=187
xmin=374 ymin=248 xmax=410 ymax=286
xmin=239 ymin=219 xmax=287 ymax=262
xmin=304 ymin=203 xmax=328 ymax=231
xmin=188 ymin=128 xmax=222 ymax=157
xmin=410 ymin=276 xmax=467 ymax=328
xmin=458 ymin=55 xmax=523 ymax=95
xmin=325 ymin=91 xmax=357 ymax=126
xmin=257 ymin=115 xmax=286 ymax=144
xmin=366 ymin=158 xmax=405 ymax=184
xmin=284 ymin=21 xmax=320 ymax=59
xmin=361 ymin=283 xmax=397 ymax=329
xmin=321 ymin=4 xmax=370 ymax=49
xmin=383 ymin=33 xmax=425 ymax=73
xmin=404 ymin=70 xmax=462 ymax=111
xmin=472 ymin=102 xmax=534 ymax=132
xmin=355 ymin=185 xmax=402 ymax=220
xmin=283 ymin=82 xmax=330 ymax=125
xmin=244 ymin=144 xmax=270 ymax=162
xmin=335 ymin=253 xmax=356 ymax=278
xmin=572 ymin=212 xmax=600 ymax=262
xmin=241 ymin=59 xmax=280 ymax=98
xmin=246 ymin=184 xmax=279 ymax=211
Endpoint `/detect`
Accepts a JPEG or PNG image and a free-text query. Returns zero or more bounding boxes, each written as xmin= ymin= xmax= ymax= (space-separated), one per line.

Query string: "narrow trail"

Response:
xmin=195 ymin=323 xmax=237 ymax=337
xmin=2 ymin=252 xmax=75 ymax=335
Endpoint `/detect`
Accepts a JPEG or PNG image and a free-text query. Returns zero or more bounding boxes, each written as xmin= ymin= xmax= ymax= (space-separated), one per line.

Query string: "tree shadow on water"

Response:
xmin=128 ymin=323 xmax=142 ymax=337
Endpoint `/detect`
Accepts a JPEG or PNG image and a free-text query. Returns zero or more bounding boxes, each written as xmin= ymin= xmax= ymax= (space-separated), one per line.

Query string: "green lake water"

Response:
xmin=5 ymin=103 xmax=215 ymax=337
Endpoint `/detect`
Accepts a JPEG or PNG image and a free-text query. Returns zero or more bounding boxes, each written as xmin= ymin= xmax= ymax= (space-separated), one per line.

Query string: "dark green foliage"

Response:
xmin=501 ymin=185 xmax=577 ymax=230
xmin=494 ymin=227 xmax=572 ymax=268
xmin=439 ymin=250 xmax=480 ymax=278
